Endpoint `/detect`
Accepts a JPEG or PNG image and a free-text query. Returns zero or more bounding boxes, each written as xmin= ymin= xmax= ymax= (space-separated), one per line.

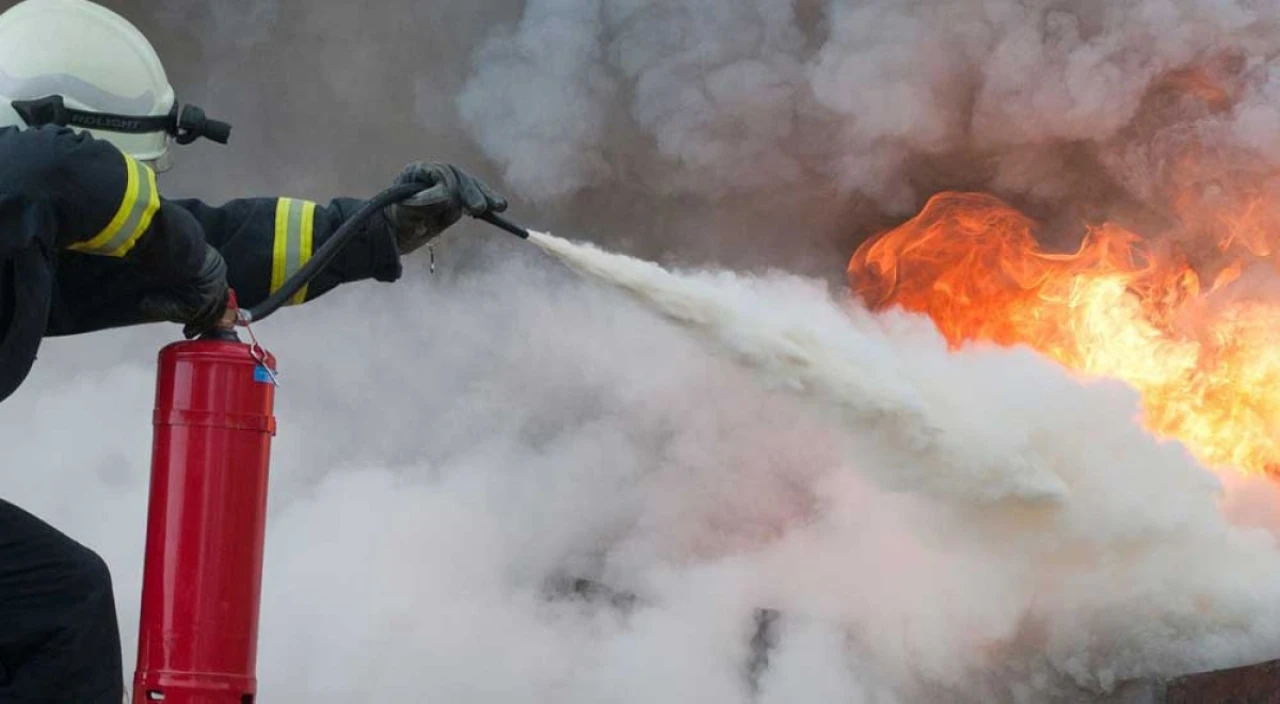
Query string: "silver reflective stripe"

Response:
xmin=103 ymin=158 xmax=156 ymax=254
xmin=270 ymin=198 xmax=317 ymax=303
xmin=68 ymin=154 xmax=159 ymax=257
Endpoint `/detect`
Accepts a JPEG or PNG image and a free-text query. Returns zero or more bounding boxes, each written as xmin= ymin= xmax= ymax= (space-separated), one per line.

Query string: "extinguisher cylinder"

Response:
xmin=133 ymin=339 xmax=277 ymax=704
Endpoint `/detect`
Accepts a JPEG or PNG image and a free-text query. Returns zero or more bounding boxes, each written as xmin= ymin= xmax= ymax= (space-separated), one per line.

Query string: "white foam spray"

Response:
xmin=528 ymin=230 xmax=1064 ymax=505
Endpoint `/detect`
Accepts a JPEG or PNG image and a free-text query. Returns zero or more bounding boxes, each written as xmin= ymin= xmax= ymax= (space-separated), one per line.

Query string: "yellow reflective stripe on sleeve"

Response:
xmin=270 ymin=198 xmax=318 ymax=305
xmin=290 ymin=201 xmax=316 ymax=305
xmin=271 ymin=198 xmax=292 ymax=292
xmin=68 ymin=154 xmax=160 ymax=257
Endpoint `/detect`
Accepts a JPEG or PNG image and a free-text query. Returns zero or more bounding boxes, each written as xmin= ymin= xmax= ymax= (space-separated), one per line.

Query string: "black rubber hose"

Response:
xmin=243 ymin=184 xmax=531 ymax=324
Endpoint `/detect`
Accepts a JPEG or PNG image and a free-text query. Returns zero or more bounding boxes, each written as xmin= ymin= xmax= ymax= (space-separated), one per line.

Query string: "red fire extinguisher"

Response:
xmin=132 ymin=291 xmax=278 ymax=703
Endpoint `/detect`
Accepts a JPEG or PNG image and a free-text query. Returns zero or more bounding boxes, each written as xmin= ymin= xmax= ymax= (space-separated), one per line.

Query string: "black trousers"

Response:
xmin=0 ymin=498 xmax=122 ymax=703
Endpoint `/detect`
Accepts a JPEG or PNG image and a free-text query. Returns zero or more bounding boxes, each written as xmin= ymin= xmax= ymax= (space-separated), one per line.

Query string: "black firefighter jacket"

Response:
xmin=0 ymin=124 xmax=404 ymax=403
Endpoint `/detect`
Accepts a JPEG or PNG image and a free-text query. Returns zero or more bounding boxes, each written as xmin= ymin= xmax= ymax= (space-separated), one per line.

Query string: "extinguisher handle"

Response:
xmin=195 ymin=289 xmax=244 ymax=341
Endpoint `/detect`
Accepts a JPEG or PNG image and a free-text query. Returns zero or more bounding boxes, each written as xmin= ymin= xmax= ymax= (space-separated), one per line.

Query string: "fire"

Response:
xmin=848 ymin=192 xmax=1280 ymax=477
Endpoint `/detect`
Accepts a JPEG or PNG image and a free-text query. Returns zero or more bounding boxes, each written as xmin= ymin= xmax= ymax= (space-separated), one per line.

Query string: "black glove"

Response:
xmin=139 ymin=243 xmax=231 ymax=339
xmin=385 ymin=162 xmax=508 ymax=254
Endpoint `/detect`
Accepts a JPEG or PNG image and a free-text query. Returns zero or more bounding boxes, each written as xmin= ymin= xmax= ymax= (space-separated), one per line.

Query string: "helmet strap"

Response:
xmin=10 ymin=94 xmax=231 ymax=145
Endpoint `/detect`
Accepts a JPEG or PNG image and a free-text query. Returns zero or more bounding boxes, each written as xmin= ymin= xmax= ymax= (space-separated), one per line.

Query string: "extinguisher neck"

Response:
xmin=198 ymin=328 xmax=241 ymax=343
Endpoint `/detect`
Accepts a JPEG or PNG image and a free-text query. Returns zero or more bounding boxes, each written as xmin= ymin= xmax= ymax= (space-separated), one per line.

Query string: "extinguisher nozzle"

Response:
xmin=473 ymin=211 xmax=531 ymax=240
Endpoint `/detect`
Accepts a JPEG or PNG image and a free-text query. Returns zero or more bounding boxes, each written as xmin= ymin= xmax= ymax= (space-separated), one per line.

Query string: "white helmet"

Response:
xmin=0 ymin=0 xmax=229 ymax=171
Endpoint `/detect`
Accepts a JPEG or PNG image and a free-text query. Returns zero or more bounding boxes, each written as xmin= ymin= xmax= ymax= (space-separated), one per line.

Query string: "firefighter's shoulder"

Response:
xmin=0 ymin=124 xmax=124 ymax=191
xmin=0 ymin=124 xmax=63 ymax=189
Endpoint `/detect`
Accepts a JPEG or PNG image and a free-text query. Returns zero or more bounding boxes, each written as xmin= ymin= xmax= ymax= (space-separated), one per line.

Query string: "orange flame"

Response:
xmin=848 ymin=192 xmax=1280 ymax=476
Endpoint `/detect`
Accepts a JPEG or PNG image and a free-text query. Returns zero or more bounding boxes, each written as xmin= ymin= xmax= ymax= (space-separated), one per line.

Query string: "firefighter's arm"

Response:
xmin=0 ymin=125 xmax=206 ymax=284
xmin=36 ymin=126 xmax=234 ymax=338
xmin=27 ymin=126 xmax=210 ymax=287
xmin=30 ymin=121 xmax=398 ymax=319
xmin=167 ymin=196 xmax=404 ymax=309
xmin=165 ymin=161 xmax=508 ymax=309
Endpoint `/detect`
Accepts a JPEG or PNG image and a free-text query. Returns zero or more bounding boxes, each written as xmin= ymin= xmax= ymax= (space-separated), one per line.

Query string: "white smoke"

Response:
xmin=6 ymin=239 xmax=1280 ymax=702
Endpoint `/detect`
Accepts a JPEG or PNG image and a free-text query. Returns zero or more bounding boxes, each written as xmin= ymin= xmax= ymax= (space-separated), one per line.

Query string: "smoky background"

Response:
xmin=3 ymin=2 xmax=1280 ymax=702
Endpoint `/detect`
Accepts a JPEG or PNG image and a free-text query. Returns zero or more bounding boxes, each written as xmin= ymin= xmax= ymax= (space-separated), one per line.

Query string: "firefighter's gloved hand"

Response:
xmin=385 ymin=162 xmax=508 ymax=254
xmin=139 ymin=243 xmax=231 ymax=339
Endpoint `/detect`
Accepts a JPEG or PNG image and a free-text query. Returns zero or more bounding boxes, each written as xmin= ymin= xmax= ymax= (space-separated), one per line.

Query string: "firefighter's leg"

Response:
xmin=0 ymin=498 xmax=123 ymax=703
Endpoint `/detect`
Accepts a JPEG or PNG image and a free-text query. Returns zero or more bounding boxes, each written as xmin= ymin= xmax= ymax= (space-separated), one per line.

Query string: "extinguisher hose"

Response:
xmin=241 ymin=183 xmax=531 ymax=324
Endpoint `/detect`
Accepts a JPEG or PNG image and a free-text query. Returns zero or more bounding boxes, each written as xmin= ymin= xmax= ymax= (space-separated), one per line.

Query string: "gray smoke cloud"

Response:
xmin=460 ymin=0 xmax=1280 ymax=252
xmin=5 ymin=0 xmax=1280 ymax=702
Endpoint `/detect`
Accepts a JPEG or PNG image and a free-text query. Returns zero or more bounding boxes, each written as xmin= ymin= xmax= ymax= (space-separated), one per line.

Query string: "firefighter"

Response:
xmin=0 ymin=0 xmax=507 ymax=700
